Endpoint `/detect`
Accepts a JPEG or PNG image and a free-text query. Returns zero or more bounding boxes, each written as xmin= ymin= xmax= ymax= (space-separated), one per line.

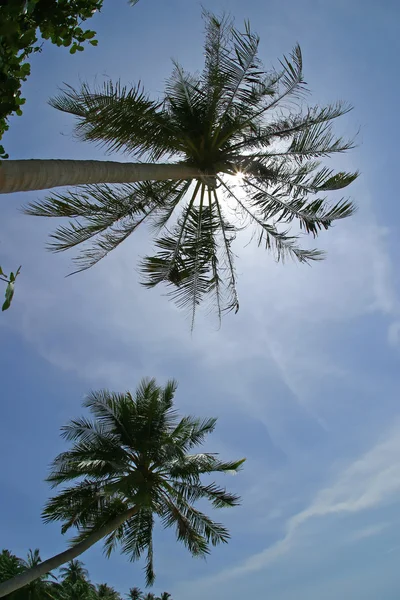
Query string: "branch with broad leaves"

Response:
xmin=0 ymin=265 xmax=21 ymax=311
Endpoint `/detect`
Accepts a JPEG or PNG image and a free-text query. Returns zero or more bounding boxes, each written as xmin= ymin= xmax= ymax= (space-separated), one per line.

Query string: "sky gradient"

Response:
xmin=1 ymin=0 xmax=400 ymax=599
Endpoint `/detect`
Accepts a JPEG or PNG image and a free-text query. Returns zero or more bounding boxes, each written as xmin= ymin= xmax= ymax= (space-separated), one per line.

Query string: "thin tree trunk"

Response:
xmin=0 ymin=507 xmax=138 ymax=598
xmin=0 ymin=160 xmax=202 ymax=194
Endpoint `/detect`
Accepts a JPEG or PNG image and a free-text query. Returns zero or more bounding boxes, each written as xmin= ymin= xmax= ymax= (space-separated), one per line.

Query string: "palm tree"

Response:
xmin=126 ymin=589 xmax=170 ymax=600
xmin=0 ymin=550 xmax=24 ymax=586
xmin=0 ymin=549 xmax=57 ymax=600
xmin=127 ymin=588 xmax=142 ymax=600
xmin=58 ymin=560 xmax=89 ymax=585
xmin=0 ymin=12 xmax=357 ymax=322
xmin=18 ymin=550 xmax=58 ymax=600
xmin=0 ymin=378 xmax=244 ymax=598
xmin=95 ymin=584 xmax=120 ymax=600
xmin=57 ymin=560 xmax=94 ymax=600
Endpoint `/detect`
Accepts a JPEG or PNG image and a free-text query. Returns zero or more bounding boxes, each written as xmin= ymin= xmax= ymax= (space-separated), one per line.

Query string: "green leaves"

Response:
xmin=0 ymin=0 xmax=142 ymax=156
xmin=140 ymin=184 xmax=240 ymax=328
xmin=49 ymin=81 xmax=175 ymax=160
xmin=25 ymin=181 xmax=191 ymax=273
xmin=0 ymin=265 xmax=21 ymax=311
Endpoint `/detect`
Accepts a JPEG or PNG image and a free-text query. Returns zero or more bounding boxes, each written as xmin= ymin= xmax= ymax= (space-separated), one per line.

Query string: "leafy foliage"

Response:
xmin=37 ymin=378 xmax=244 ymax=586
xmin=27 ymin=10 xmax=358 ymax=325
xmin=0 ymin=548 xmax=57 ymax=600
xmin=0 ymin=551 xmax=171 ymax=600
xmin=0 ymin=0 xmax=140 ymax=156
xmin=0 ymin=265 xmax=21 ymax=311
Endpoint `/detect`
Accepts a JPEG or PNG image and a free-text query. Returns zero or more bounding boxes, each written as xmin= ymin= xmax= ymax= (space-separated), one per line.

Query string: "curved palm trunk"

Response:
xmin=0 ymin=160 xmax=202 ymax=194
xmin=0 ymin=507 xmax=138 ymax=598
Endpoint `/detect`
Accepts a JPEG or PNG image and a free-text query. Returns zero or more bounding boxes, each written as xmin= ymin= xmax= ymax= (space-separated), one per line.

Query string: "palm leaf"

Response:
xmin=49 ymin=82 xmax=175 ymax=160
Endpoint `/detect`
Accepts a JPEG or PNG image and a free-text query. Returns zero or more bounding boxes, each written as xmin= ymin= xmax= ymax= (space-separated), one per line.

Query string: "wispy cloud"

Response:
xmin=346 ymin=523 xmax=388 ymax=543
xmin=180 ymin=420 xmax=400 ymax=588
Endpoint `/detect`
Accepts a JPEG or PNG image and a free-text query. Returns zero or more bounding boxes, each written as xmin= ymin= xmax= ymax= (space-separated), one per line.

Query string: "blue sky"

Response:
xmin=1 ymin=0 xmax=400 ymax=598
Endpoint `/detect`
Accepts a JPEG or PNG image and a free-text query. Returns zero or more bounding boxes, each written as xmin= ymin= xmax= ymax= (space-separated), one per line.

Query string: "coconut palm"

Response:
xmin=57 ymin=560 xmax=94 ymax=600
xmin=126 ymin=590 xmax=170 ymax=600
xmin=127 ymin=588 xmax=142 ymax=600
xmin=0 ymin=549 xmax=57 ymax=600
xmin=0 ymin=378 xmax=244 ymax=598
xmin=0 ymin=12 xmax=357 ymax=323
xmin=95 ymin=583 xmax=121 ymax=600
xmin=0 ymin=550 xmax=23 ymax=585
xmin=58 ymin=560 xmax=89 ymax=585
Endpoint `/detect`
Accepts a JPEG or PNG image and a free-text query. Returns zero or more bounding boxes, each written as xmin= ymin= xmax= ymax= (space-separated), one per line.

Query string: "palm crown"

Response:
xmin=27 ymin=11 xmax=358 ymax=325
xmin=57 ymin=560 xmax=93 ymax=600
xmin=43 ymin=378 xmax=244 ymax=586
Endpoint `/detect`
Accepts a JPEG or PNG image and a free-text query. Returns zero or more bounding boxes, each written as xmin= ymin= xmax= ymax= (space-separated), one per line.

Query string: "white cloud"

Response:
xmin=177 ymin=420 xmax=400 ymax=589
xmin=346 ymin=523 xmax=388 ymax=543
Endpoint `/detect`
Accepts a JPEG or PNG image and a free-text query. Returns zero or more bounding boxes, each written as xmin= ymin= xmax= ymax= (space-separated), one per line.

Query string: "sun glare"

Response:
xmin=235 ymin=171 xmax=244 ymax=184
xmin=225 ymin=171 xmax=244 ymax=187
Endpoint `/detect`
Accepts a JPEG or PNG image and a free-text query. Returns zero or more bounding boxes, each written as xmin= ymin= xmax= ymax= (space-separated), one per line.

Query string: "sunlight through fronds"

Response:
xmin=28 ymin=11 xmax=358 ymax=327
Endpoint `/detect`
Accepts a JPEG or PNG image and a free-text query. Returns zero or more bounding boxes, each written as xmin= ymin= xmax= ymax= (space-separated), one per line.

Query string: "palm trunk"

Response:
xmin=0 ymin=160 xmax=202 ymax=194
xmin=0 ymin=507 xmax=138 ymax=598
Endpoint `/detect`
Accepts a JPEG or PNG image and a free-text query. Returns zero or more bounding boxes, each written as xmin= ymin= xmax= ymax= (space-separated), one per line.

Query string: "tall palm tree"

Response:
xmin=0 ymin=12 xmax=357 ymax=322
xmin=0 ymin=378 xmax=244 ymax=598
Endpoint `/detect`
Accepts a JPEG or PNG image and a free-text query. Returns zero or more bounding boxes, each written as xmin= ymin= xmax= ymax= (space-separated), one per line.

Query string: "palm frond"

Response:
xmin=140 ymin=181 xmax=201 ymax=288
xmin=239 ymin=43 xmax=306 ymax=131
xmin=211 ymin=189 xmax=240 ymax=316
xmin=158 ymin=495 xmax=209 ymax=556
xmin=246 ymin=178 xmax=356 ymax=235
xmin=26 ymin=183 xmax=169 ymax=273
xmin=169 ymin=453 xmax=245 ymax=480
xmin=213 ymin=19 xmax=262 ymax=113
xmin=161 ymin=493 xmax=230 ymax=549
xmin=170 ymin=481 xmax=241 ymax=508
xmin=141 ymin=185 xmax=240 ymax=325
xmin=171 ymin=415 xmax=218 ymax=451
xmin=84 ymin=390 xmax=138 ymax=448
xmin=202 ymin=10 xmax=232 ymax=115
xmin=49 ymin=82 xmax=175 ymax=160
xmin=120 ymin=510 xmax=153 ymax=565
xmin=140 ymin=197 xmax=224 ymax=326
xmin=219 ymin=176 xmax=322 ymax=263
xmin=42 ymin=480 xmax=118 ymax=532
xmin=247 ymin=159 xmax=358 ymax=196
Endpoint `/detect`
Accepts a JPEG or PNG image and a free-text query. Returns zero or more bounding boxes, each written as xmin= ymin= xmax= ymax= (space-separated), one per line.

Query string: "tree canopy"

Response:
xmin=0 ymin=550 xmax=172 ymax=600
xmin=0 ymin=0 xmax=139 ymax=159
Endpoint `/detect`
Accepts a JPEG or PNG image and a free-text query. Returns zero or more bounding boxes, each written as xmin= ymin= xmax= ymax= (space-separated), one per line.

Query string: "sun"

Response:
xmin=235 ymin=171 xmax=244 ymax=184
xmin=225 ymin=170 xmax=244 ymax=187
